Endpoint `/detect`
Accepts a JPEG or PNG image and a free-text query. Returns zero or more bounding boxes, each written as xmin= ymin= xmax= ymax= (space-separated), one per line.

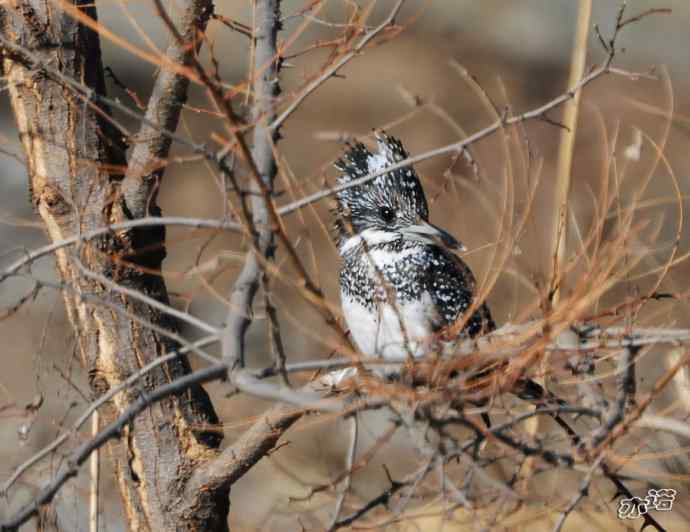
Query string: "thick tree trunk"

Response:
xmin=1 ymin=2 xmax=227 ymax=530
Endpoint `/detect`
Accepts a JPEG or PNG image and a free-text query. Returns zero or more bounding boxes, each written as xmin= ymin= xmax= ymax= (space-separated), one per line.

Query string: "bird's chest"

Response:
xmin=340 ymin=292 xmax=435 ymax=359
xmin=339 ymin=247 xmax=435 ymax=359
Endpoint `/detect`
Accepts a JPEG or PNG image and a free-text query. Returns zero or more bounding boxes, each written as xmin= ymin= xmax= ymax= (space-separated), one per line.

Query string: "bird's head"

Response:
xmin=334 ymin=132 xmax=464 ymax=253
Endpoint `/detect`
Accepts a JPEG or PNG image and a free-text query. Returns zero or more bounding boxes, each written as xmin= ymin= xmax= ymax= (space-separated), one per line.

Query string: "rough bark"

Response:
xmin=1 ymin=1 xmax=226 ymax=530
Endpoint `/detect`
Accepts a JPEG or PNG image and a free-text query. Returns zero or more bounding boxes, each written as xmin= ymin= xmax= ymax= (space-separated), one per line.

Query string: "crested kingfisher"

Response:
xmin=335 ymin=132 xmax=494 ymax=362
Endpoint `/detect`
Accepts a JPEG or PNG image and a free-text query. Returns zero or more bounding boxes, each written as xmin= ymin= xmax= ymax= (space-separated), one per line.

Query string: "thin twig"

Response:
xmin=0 ymin=216 xmax=241 ymax=284
xmin=273 ymin=23 xmax=640 ymax=218
xmin=72 ymin=255 xmax=219 ymax=335
xmin=270 ymin=0 xmax=406 ymax=130
xmin=88 ymin=412 xmax=99 ymax=532
xmin=331 ymin=465 xmax=407 ymax=530
xmin=0 ymin=335 xmax=217 ymax=497
xmin=552 ymin=455 xmax=604 ymax=532
xmin=328 ymin=414 xmax=359 ymax=531
xmin=587 ymin=345 xmax=637 ymax=450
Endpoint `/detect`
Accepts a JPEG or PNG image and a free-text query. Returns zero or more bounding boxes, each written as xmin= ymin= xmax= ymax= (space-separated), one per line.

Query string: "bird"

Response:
xmin=334 ymin=132 xmax=494 ymax=366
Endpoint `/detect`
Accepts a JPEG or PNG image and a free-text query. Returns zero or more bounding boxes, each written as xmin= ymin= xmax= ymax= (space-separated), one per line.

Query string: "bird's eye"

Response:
xmin=379 ymin=206 xmax=396 ymax=223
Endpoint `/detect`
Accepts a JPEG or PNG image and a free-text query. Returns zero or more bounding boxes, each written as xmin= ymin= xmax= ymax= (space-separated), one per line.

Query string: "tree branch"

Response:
xmin=274 ymin=8 xmax=647 ymax=217
xmin=121 ymin=0 xmax=214 ymax=218
xmin=270 ymin=0 xmax=406 ymax=130
xmin=1 ymin=2 xmax=223 ymax=529
xmin=0 ymin=364 xmax=226 ymax=531
xmin=222 ymin=0 xmax=282 ymax=370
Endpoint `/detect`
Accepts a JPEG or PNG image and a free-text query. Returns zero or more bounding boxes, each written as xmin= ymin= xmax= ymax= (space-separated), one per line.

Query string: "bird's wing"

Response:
xmin=422 ymin=246 xmax=495 ymax=337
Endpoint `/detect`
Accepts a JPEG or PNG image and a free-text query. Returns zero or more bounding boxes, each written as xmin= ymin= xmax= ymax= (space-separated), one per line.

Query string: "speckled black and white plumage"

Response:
xmin=334 ymin=134 xmax=429 ymax=245
xmin=335 ymin=132 xmax=494 ymax=360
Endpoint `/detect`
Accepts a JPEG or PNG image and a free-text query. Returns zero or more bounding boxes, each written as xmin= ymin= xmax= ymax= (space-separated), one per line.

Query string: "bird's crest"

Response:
xmin=333 ymin=132 xmax=429 ymax=244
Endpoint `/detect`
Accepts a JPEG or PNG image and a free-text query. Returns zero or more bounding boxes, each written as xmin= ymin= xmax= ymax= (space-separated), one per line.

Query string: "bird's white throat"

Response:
xmin=339 ymin=228 xmax=399 ymax=255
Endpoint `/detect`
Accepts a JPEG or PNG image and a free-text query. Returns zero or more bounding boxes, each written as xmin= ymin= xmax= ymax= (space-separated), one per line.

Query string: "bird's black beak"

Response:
xmin=401 ymin=221 xmax=466 ymax=251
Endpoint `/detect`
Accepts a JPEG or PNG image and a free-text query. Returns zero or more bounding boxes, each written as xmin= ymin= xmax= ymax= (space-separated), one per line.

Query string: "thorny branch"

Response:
xmin=3 ymin=319 xmax=688 ymax=528
xmin=274 ymin=3 xmax=654 ymax=216
xmin=0 ymin=2 xmax=682 ymax=531
xmin=552 ymin=455 xmax=604 ymax=532
xmin=0 ymin=0 xmax=658 ymax=287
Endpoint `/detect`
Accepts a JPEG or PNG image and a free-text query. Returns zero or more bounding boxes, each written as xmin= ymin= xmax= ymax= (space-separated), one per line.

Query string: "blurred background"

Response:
xmin=1 ymin=1 xmax=689 ymax=530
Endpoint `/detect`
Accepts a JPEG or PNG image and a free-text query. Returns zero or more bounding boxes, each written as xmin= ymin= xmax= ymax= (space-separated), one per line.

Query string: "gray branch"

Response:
xmin=223 ymin=0 xmax=282 ymax=369
xmin=121 ymin=0 xmax=214 ymax=217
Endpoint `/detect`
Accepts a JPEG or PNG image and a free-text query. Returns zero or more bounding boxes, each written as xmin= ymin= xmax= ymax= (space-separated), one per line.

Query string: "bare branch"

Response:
xmin=183 ymin=379 xmax=336 ymax=501
xmin=552 ymin=455 xmax=604 ymax=532
xmin=121 ymin=0 xmax=214 ymax=218
xmin=270 ymin=0 xmax=406 ymax=130
xmin=0 ymin=335 xmax=217 ymax=497
xmin=72 ymin=254 xmax=219 ymax=335
xmin=0 ymin=3 xmax=682 ymax=530
xmin=585 ymin=344 xmax=636 ymax=449
xmin=0 ymin=363 xmax=226 ymax=531
xmin=328 ymin=414 xmax=359 ymax=530
xmin=0 ymin=216 xmax=240 ymax=283
xmin=1 ymin=4 xmax=224 ymax=526
xmin=636 ymin=414 xmax=690 ymax=438
xmin=222 ymin=0 xmax=283 ymax=370
xmin=275 ymin=11 xmax=647 ymax=217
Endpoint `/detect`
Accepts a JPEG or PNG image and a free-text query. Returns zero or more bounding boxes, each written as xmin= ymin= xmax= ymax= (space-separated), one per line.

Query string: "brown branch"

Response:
xmin=1 ymin=2 xmax=223 ymax=529
xmin=618 ymin=7 xmax=672 ymax=30
xmin=183 ymin=389 xmax=309 ymax=500
xmin=148 ymin=0 xmax=351 ymax=354
xmin=212 ymin=13 xmax=253 ymax=38
xmin=270 ymin=0 xmax=406 ymax=130
xmin=275 ymin=4 xmax=668 ymax=217
xmin=0 ymin=3 xmax=679 ymax=530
